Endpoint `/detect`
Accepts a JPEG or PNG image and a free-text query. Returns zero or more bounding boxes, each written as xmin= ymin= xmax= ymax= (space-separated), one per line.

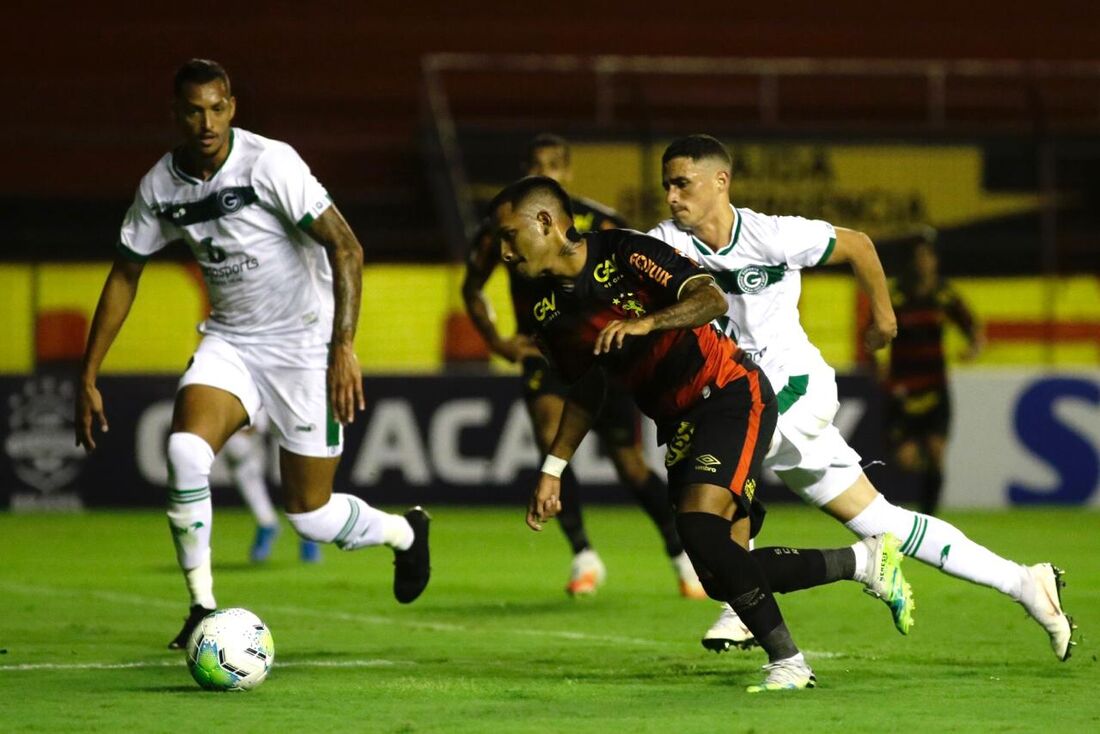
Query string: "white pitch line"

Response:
xmin=0 ymin=582 xmax=846 ymax=658
xmin=0 ymin=582 xmax=663 ymax=647
xmin=0 ymin=659 xmax=410 ymax=673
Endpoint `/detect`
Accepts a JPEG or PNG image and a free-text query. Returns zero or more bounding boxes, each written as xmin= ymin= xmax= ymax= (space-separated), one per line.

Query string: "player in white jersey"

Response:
xmin=75 ymin=60 xmax=431 ymax=648
xmin=647 ymin=135 xmax=1076 ymax=661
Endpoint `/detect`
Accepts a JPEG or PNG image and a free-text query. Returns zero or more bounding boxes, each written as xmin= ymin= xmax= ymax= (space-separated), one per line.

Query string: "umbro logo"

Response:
xmin=695 ymin=454 xmax=721 ymax=472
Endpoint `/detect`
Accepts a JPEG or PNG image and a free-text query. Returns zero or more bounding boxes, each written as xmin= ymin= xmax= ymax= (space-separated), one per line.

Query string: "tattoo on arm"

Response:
xmin=308 ymin=206 xmax=363 ymax=346
xmin=649 ymin=277 xmax=727 ymax=331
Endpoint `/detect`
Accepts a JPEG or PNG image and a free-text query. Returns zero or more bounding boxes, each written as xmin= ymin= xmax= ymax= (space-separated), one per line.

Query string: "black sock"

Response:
xmin=624 ymin=472 xmax=683 ymax=557
xmin=676 ymin=512 xmax=798 ymax=661
xmin=556 ymin=467 xmax=590 ymax=555
xmin=752 ymin=547 xmax=856 ymax=593
xmin=920 ymin=469 xmax=943 ymax=516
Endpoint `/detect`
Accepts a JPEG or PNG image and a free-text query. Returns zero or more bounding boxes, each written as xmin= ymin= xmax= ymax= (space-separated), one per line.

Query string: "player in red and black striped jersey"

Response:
xmin=490 ymin=175 xmax=913 ymax=692
xmin=462 ymin=134 xmax=703 ymax=598
xmin=887 ymin=234 xmax=984 ymax=515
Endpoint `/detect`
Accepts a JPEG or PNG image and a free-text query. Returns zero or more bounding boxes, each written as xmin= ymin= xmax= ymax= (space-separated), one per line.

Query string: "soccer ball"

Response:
xmin=186 ymin=608 xmax=275 ymax=691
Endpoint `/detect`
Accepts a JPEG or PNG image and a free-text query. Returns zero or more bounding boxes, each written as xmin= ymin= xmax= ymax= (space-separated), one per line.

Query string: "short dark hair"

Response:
xmin=525 ymin=133 xmax=571 ymax=167
xmin=662 ymin=134 xmax=731 ymax=170
xmin=173 ymin=59 xmax=231 ymax=97
xmin=489 ymin=175 xmax=575 ymax=222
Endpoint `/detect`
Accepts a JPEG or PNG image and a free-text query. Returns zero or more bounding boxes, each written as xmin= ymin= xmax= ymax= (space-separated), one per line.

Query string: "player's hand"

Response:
xmin=960 ymin=333 xmax=986 ymax=362
xmin=864 ymin=319 xmax=897 ymax=352
xmin=594 ymin=317 xmax=654 ymax=354
xmin=328 ymin=343 xmax=366 ymax=424
xmin=75 ymin=381 xmax=108 ymax=453
xmin=526 ymin=474 xmax=562 ymax=531
xmin=496 ymin=334 xmax=542 ymax=363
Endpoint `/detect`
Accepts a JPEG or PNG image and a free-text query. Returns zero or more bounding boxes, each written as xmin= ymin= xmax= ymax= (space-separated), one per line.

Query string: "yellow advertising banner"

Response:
xmin=568 ymin=142 xmax=1041 ymax=239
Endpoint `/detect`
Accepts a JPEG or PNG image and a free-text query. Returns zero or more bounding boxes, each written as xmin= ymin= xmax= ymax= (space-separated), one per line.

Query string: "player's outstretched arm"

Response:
xmin=946 ymin=287 xmax=986 ymax=361
xmin=461 ymin=226 xmax=541 ymax=363
xmin=308 ymin=205 xmax=366 ymax=424
xmin=527 ymin=369 xmax=602 ymax=531
xmin=593 ymin=276 xmax=726 ymax=354
xmin=824 ymin=227 xmax=898 ymax=351
xmin=76 ymin=257 xmax=145 ymax=452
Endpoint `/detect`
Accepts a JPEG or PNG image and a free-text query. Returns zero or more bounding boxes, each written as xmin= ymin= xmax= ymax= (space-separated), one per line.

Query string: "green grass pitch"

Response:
xmin=1 ymin=505 xmax=1097 ymax=732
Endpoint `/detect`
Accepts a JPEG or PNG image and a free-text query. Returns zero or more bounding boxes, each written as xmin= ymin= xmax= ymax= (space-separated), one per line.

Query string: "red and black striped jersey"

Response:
xmin=528 ymin=229 xmax=749 ymax=421
xmin=888 ymin=278 xmax=976 ymax=393
xmin=468 ymin=197 xmax=628 ymax=336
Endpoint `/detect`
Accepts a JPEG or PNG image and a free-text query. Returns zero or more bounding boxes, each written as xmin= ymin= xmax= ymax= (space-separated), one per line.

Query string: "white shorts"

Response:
xmin=764 ymin=364 xmax=862 ymax=507
xmin=178 ymin=335 xmax=342 ymax=458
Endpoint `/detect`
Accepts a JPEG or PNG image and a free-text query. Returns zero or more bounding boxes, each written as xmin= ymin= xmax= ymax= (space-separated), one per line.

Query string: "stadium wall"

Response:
xmin=1 ymin=264 xmax=1096 ymax=375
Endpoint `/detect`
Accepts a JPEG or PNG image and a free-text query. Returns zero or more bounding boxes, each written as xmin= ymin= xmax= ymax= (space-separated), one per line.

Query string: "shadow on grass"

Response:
xmin=135 ymin=685 xmax=204 ymax=693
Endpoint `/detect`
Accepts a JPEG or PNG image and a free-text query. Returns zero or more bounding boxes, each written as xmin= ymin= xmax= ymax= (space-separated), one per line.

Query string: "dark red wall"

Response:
xmin=5 ymin=1 xmax=1097 ymax=256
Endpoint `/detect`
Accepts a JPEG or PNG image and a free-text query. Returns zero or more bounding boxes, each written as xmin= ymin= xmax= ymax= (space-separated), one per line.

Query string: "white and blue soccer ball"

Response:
xmin=186 ymin=608 xmax=274 ymax=691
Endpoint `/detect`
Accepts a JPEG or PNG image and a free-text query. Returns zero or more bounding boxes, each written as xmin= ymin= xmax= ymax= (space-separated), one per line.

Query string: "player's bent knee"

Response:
xmin=167 ymin=432 xmax=216 ymax=489
xmin=895 ymin=441 xmax=922 ymax=471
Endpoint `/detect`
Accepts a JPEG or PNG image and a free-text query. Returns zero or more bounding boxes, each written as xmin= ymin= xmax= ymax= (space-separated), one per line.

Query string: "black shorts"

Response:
xmin=659 ymin=368 xmax=777 ymax=536
xmin=521 ymin=356 xmax=640 ymax=449
xmin=888 ymin=387 xmax=951 ymax=444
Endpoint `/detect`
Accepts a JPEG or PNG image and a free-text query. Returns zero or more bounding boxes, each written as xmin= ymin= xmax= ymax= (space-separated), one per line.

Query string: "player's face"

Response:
xmin=494 ymin=202 xmax=556 ymax=279
xmin=662 ymin=157 xmax=729 ymax=229
xmin=526 ymin=146 xmax=572 ymax=184
xmin=173 ymin=80 xmax=236 ymax=160
xmin=914 ymin=242 xmax=938 ymax=279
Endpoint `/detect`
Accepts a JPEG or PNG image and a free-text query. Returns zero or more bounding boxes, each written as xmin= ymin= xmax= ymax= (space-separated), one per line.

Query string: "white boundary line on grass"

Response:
xmin=0 ymin=659 xmax=410 ymax=672
xmin=0 ymin=582 xmax=664 ymax=647
xmin=0 ymin=582 xmax=846 ymax=661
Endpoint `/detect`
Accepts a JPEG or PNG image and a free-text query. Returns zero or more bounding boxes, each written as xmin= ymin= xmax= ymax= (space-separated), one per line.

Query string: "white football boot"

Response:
xmin=746 ymin=653 xmax=816 ymax=693
xmin=566 ymin=549 xmax=607 ymax=596
xmin=701 ymin=603 xmax=758 ymax=652
xmin=858 ymin=533 xmax=915 ymax=635
xmin=1019 ymin=563 xmax=1077 ymax=661
xmin=671 ymin=552 xmax=707 ymax=599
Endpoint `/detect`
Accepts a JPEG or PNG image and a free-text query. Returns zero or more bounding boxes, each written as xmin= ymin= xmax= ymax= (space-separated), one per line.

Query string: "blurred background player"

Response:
xmin=462 ymin=134 xmax=703 ymax=597
xmin=886 ymin=229 xmax=985 ymax=516
xmin=75 ymin=59 xmax=431 ymax=648
xmin=647 ymin=135 xmax=1075 ymax=661
xmin=222 ymin=414 xmax=321 ymax=563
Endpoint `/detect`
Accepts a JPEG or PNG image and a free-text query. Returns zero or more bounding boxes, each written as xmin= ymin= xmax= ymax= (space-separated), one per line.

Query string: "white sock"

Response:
xmin=166 ymin=432 xmax=216 ymax=607
xmin=844 ymin=494 xmax=1026 ymax=599
xmin=851 ymin=539 xmax=872 ymax=584
xmin=184 ymin=553 xmax=216 ymax=609
xmin=223 ymin=431 xmax=278 ymax=527
xmin=287 ymin=493 xmax=413 ymax=551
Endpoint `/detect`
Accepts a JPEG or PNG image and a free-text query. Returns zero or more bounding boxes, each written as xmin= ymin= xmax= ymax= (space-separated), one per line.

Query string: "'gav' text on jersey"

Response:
xmin=528 ymin=229 xmax=750 ymax=423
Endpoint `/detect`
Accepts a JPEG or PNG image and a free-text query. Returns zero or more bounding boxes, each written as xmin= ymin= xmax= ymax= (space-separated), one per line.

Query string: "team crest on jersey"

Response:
xmin=736 ymin=266 xmax=769 ymax=294
xmin=612 ymin=293 xmax=646 ymax=318
xmin=217 ymin=188 xmax=245 ymax=214
xmin=713 ymin=264 xmax=786 ymax=295
xmin=159 ymin=186 xmax=258 ymax=227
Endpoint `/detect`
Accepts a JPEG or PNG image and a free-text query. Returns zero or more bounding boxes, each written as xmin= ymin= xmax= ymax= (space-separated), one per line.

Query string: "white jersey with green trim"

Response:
xmin=118 ymin=128 xmax=334 ymax=348
xmin=647 ymin=205 xmax=836 ymax=391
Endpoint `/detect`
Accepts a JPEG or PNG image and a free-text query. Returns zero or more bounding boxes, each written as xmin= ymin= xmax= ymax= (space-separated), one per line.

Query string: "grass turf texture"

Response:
xmin=0 ymin=506 xmax=1097 ymax=732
